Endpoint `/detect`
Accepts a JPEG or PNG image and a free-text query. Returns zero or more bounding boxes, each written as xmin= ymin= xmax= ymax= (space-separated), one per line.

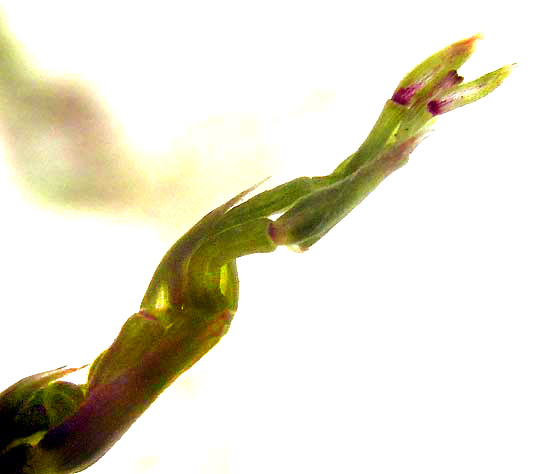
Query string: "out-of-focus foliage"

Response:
xmin=0 ymin=14 xmax=142 ymax=209
xmin=0 ymin=11 xmax=274 ymax=235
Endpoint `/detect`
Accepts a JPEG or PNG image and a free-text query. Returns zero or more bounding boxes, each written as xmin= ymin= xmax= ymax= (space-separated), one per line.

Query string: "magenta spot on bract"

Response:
xmin=139 ymin=310 xmax=157 ymax=321
xmin=438 ymin=70 xmax=464 ymax=91
xmin=449 ymin=70 xmax=464 ymax=87
xmin=428 ymin=100 xmax=447 ymax=116
xmin=391 ymin=83 xmax=423 ymax=106
xmin=268 ymin=221 xmax=284 ymax=245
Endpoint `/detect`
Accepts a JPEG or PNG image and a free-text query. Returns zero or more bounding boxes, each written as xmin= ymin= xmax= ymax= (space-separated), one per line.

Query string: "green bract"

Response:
xmin=0 ymin=36 xmax=513 ymax=473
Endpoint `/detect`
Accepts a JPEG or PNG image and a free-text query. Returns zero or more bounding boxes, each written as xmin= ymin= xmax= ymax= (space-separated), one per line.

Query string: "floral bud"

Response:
xmin=392 ymin=34 xmax=482 ymax=107
xmin=428 ymin=64 xmax=515 ymax=115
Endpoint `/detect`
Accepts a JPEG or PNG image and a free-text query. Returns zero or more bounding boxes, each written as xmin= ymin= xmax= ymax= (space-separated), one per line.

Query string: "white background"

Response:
xmin=0 ymin=1 xmax=548 ymax=473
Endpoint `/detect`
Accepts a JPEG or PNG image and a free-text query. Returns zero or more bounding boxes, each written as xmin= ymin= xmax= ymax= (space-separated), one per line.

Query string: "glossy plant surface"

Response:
xmin=0 ymin=36 xmax=512 ymax=473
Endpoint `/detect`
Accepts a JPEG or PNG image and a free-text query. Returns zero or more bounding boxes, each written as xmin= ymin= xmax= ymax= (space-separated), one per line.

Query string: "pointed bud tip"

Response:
xmin=427 ymin=63 xmax=514 ymax=116
xmin=459 ymin=33 xmax=484 ymax=50
xmin=470 ymin=33 xmax=484 ymax=43
xmin=447 ymin=33 xmax=483 ymax=61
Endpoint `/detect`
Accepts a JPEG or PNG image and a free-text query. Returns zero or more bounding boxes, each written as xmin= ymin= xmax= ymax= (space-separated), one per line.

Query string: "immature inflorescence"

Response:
xmin=0 ymin=35 xmax=513 ymax=474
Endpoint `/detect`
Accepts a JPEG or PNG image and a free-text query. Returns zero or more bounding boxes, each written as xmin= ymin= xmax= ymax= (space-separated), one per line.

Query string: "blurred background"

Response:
xmin=0 ymin=1 xmax=547 ymax=473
